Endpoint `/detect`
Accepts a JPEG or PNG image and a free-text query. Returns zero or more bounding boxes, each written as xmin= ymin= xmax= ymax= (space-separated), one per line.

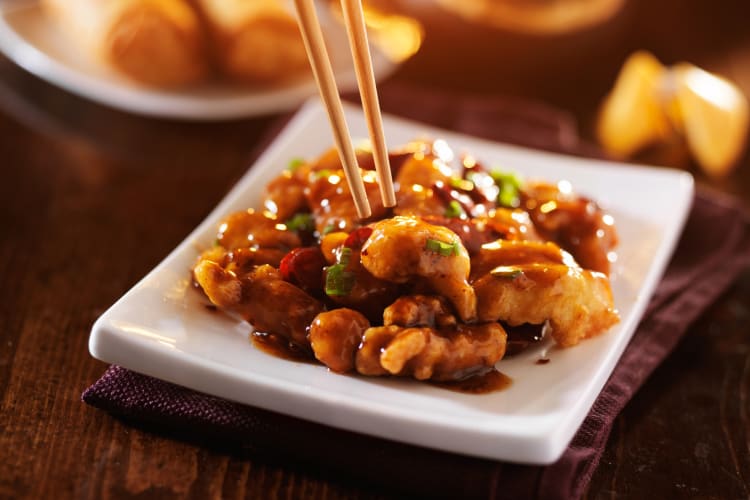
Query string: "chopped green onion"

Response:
xmin=444 ymin=200 xmax=465 ymax=218
xmin=498 ymin=186 xmax=520 ymax=208
xmin=490 ymin=266 xmax=523 ymax=279
xmin=425 ymin=238 xmax=460 ymax=257
xmin=313 ymin=169 xmax=334 ymax=180
xmin=338 ymin=246 xmax=352 ymax=266
xmin=325 ymin=265 xmax=355 ymax=296
xmin=285 ymin=213 xmax=314 ymax=232
xmin=449 ymin=177 xmax=474 ymax=191
xmin=287 ymin=158 xmax=305 ymax=173
xmin=321 ymin=224 xmax=336 ymax=236
xmin=287 ymin=157 xmax=305 ymax=172
xmin=490 ymin=169 xmax=523 ymax=208
xmin=325 ymin=247 xmax=355 ymax=296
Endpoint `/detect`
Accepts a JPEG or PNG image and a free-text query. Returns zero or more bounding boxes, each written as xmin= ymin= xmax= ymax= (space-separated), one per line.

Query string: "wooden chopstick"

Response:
xmin=340 ymin=0 xmax=396 ymax=207
xmin=293 ymin=0 xmax=372 ymax=219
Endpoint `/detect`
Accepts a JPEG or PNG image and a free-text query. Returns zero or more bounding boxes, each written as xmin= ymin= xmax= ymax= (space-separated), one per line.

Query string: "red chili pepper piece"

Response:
xmin=344 ymin=227 xmax=374 ymax=249
xmin=279 ymin=247 xmax=326 ymax=293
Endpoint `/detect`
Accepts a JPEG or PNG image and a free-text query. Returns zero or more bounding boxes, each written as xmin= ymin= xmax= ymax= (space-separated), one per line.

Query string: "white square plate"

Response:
xmin=89 ymin=100 xmax=694 ymax=464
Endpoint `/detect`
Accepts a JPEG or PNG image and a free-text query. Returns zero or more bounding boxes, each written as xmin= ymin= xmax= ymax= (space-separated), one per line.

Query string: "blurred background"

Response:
xmin=1 ymin=0 xmax=748 ymax=193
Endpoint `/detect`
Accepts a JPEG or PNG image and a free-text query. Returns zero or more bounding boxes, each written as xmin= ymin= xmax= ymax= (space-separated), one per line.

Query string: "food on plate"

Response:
xmin=41 ymin=0 xmax=308 ymax=87
xmin=192 ymin=139 xmax=620 ymax=383
xmin=195 ymin=0 xmax=310 ymax=83
xmin=42 ymin=0 xmax=208 ymax=87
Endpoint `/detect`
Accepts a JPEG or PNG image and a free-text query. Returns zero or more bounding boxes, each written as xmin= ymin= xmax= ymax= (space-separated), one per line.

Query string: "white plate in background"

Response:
xmin=89 ymin=100 xmax=694 ymax=464
xmin=0 ymin=2 xmax=399 ymax=119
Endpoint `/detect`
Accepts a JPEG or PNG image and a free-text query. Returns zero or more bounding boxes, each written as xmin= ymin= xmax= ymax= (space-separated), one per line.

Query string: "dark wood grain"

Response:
xmin=1 ymin=0 xmax=749 ymax=498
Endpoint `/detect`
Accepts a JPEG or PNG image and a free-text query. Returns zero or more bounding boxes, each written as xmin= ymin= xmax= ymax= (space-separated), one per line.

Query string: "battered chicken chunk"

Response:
xmin=305 ymin=168 xmax=388 ymax=234
xmin=393 ymin=150 xmax=453 ymax=217
xmin=421 ymin=208 xmax=541 ymax=256
xmin=263 ymin=169 xmax=308 ymax=220
xmin=472 ymin=240 xmax=619 ymax=347
xmin=383 ymin=295 xmax=457 ymax=329
xmin=354 ymin=295 xmax=506 ymax=381
xmin=309 ymin=309 xmax=370 ymax=373
xmin=521 ymin=181 xmax=618 ymax=275
xmin=216 ymin=209 xmax=300 ymax=251
xmin=355 ymin=323 xmax=507 ymax=381
xmin=361 ymin=217 xmax=476 ymax=322
xmin=194 ymin=262 xmax=323 ymax=347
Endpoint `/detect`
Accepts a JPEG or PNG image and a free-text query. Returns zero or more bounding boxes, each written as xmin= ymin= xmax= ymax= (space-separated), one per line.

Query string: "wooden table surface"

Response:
xmin=1 ymin=0 xmax=749 ymax=498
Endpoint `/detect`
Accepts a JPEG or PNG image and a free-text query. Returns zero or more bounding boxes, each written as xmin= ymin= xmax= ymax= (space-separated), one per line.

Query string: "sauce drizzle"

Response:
xmin=251 ymin=331 xmax=314 ymax=363
xmin=431 ymin=369 xmax=512 ymax=394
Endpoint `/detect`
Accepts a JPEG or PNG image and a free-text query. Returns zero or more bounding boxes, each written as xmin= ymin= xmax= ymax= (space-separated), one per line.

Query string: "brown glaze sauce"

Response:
xmin=250 ymin=331 xmax=314 ymax=363
xmin=504 ymin=322 xmax=546 ymax=356
xmin=431 ymin=369 xmax=512 ymax=394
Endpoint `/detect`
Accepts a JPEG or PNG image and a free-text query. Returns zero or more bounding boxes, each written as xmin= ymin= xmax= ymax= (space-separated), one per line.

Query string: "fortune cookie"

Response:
xmin=597 ymin=51 xmax=748 ymax=178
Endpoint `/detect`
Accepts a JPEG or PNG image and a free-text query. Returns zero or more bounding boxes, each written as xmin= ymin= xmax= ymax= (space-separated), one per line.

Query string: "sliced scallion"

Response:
xmin=284 ymin=213 xmax=314 ymax=232
xmin=325 ymin=265 xmax=355 ymax=296
xmin=287 ymin=158 xmax=305 ymax=172
xmin=449 ymin=177 xmax=474 ymax=191
xmin=425 ymin=238 xmax=460 ymax=257
xmin=490 ymin=169 xmax=523 ymax=208
xmin=444 ymin=200 xmax=465 ymax=218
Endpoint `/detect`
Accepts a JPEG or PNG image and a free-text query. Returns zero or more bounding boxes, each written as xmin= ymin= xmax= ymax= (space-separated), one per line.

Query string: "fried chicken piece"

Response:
xmin=360 ymin=216 xmax=476 ymax=322
xmin=216 ymin=209 xmax=300 ymax=251
xmin=355 ymin=323 xmax=507 ymax=381
xmin=383 ymin=295 xmax=457 ymax=329
xmin=521 ymin=181 xmax=618 ymax=275
xmin=470 ymin=239 xmax=579 ymax=278
xmin=472 ymin=240 xmax=619 ymax=347
xmin=325 ymin=254 xmax=401 ymax=323
xmin=263 ymin=170 xmax=309 ymax=220
xmin=309 ymin=309 xmax=370 ymax=373
xmin=193 ymin=262 xmax=323 ymax=347
xmin=393 ymin=151 xmax=454 ymax=217
xmin=421 ymin=208 xmax=541 ymax=256
xmin=305 ymin=168 xmax=388 ymax=234
xmin=193 ymin=259 xmax=243 ymax=310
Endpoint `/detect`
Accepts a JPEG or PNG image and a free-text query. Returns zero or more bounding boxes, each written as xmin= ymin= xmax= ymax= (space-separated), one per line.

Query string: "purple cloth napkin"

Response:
xmin=83 ymin=84 xmax=750 ymax=499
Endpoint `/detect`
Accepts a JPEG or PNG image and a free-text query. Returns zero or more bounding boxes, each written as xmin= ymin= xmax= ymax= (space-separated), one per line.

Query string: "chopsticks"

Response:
xmin=293 ymin=0 xmax=396 ymax=219
xmin=340 ymin=0 xmax=397 ymax=208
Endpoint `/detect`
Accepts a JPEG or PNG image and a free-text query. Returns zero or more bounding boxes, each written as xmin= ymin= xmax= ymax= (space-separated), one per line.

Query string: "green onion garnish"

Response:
xmin=287 ymin=158 xmax=305 ymax=172
xmin=425 ymin=238 xmax=460 ymax=257
xmin=325 ymin=265 xmax=355 ymax=296
xmin=285 ymin=213 xmax=314 ymax=232
xmin=325 ymin=248 xmax=355 ymax=296
xmin=313 ymin=169 xmax=334 ymax=180
xmin=490 ymin=266 xmax=523 ymax=279
xmin=444 ymin=200 xmax=465 ymax=218
xmin=490 ymin=169 xmax=523 ymax=208
xmin=338 ymin=246 xmax=352 ymax=266
xmin=449 ymin=177 xmax=474 ymax=191
xmin=321 ymin=224 xmax=336 ymax=236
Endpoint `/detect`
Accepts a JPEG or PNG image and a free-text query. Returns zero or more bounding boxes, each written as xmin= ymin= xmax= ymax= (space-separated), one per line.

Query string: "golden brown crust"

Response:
xmin=43 ymin=0 xmax=208 ymax=87
xmin=195 ymin=0 xmax=309 ymax=84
